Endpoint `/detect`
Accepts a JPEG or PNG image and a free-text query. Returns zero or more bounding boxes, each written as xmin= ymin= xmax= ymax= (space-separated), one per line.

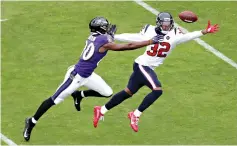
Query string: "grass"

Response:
xmin=1 ymin=1 xmax=237 ymax=145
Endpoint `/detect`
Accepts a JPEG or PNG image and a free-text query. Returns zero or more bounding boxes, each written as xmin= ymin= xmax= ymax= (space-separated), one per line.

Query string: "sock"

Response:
xmin=33 ymin=97 xmax=55 ymax=121
xmin=72 ymin=90 xmax=110 ymax=98
xmin=101 ymin=105 xmax=108 ymax=114
xmin=81 ymin=91 xmax=85 ymax=97
xmin=105 ymin=90 xmax=131 ymax=110
xmin=71 ymin=91 xmax=83 ymax=98
xmin=134 ymin=109 xmax=142 ymax=117
xmin=27 ymin=118 xmax=35 ymax=127
xmin=31 ymin=117 xmax=37 ymax=124
xmin=84 ymin=90 xmax=110 ymax=97
xmin=138 ymin=90 xmax=163 ymax=112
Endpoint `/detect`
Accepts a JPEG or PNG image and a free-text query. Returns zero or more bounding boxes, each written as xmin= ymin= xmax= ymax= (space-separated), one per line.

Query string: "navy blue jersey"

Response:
xmin=75 ymin=33 xmax=111 ymax=78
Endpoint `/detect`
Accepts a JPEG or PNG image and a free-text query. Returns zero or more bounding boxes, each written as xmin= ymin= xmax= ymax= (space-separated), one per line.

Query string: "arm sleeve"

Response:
xmin=114 ymin=33 xmax=149 ymax=42
xmin=175 ymin=30 xmax=203 ymax=45
xmin=114 ymin=24 xmax=151 ymax=42
xmin=140 ymin=24 xmax=150 ymax=35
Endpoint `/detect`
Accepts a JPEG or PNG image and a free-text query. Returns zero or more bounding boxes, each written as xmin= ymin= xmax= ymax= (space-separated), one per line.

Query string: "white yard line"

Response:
xmin=0 ymin=19 xmax=8 ymax=22
xmin=134 ymin=0 xmax=237 ymax=70
xmin=0 ymin=133 xmax=18 ymax=146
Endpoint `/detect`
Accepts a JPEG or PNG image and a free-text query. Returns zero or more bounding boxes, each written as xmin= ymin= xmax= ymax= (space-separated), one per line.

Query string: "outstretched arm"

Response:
xmin=114 ymin=33 xmax=150 ymax=42
xmin=103 ymin=40 xmax=152 ymax=51
xmin=175 ymin=30 xmax=203 ymax=44
xmin=99 ymin=35 xmax=164 ymax=52
xmin=114 ymin=24 xmax=151 ymax=42
xmin=176 ymin=20 xmax=219 ymax=44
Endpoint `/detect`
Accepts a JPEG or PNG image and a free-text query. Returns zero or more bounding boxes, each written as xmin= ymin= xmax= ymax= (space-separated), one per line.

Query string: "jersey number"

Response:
xmin=147 ymin=42 xmax=171 ymax=57
xmin=82 ymin=42 xmax=95 ymax=60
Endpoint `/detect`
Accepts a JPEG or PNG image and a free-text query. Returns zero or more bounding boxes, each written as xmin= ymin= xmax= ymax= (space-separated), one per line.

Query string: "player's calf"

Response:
xmin=102 ymin=88 xmax=132 ymax=113
xmin=138 ymin=88 xmax=163 ymax=113
xmin=33 ymin=97 xmax=55 ymax=120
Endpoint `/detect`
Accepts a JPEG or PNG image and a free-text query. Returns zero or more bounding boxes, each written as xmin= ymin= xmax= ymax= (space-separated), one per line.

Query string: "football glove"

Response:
xmin=108 ymin=24 xmax=117 ymax=38
xmin=151 ymin=34 xmax=164 ymax=44
xmin=206 ymin=20 xmax=219 ymax=33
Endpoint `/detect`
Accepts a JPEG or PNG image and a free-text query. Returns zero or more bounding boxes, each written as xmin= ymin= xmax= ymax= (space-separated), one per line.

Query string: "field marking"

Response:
xmin=134 ymin=0 xmax=237 ymax=70
xmin=0 ymin=133 xmax=18 ymax=146
xmin=0 ymin=19 xmax=8 ymax=22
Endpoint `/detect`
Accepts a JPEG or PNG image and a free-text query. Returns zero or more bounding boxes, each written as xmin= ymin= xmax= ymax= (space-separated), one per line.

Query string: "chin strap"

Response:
xmin=155 ymin=27 xmax=166 ymax=36
xmin=95 ymin=31 xmax=103 ymax=35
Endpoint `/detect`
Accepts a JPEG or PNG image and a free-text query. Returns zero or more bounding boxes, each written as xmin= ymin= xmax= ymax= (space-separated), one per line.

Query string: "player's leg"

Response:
xmin=84 ymin=72 xmax=113 ymax=97
xmin=71 ymin=72 xmax=113 ymax=111
xmin=94 ymin=62 xmax=144 ymax=128
xmin=128 ymin=64 xmax=162 ymax=132
xmin=134 ymin=64 xmax=162 ymax=116
xmin=23 ymin=67 xmax=84 ymax=141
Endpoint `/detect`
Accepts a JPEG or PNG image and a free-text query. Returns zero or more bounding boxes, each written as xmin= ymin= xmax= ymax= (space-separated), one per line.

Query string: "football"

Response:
xmin=178 ymin=11 xmax=198 ymax=23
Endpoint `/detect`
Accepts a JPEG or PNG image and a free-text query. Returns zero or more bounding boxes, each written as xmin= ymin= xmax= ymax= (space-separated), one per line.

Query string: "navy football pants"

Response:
xmin=127 ymin=62 xmax=161 ymax=94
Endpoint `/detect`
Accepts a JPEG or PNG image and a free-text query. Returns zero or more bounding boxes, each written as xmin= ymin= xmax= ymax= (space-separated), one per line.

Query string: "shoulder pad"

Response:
xmin=140 ymin=24 xmax=150 ymax=35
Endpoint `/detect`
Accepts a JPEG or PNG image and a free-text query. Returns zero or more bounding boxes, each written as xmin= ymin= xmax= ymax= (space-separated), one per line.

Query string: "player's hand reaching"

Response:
xmin=108 ymin=25 xmax=117 ymax=38
xmin=150 ymin=34 xmax=164 ymax=44
xmin=206 ymin=20 xmax=219 ymax=33
xmin=202 ymin=20 xmax=219 ymax=34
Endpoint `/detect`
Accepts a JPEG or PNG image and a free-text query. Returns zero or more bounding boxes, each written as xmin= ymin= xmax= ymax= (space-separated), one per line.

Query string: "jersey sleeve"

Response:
xmin=139 ymin=24 xmax=150 ymax=35
xmin=114 ymin=33 xmax=149 ymax=42
xmin=96 ymin=35 xmax=110 ymax=49
xmin=114 ymin=24 xmax=151 ymax=42
xmin=174 ymin=29 xmax=203 ymax=45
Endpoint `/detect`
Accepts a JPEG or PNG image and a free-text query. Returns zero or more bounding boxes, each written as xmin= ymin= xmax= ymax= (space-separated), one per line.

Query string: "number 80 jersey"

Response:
xmin=75 ymin=33 xmax=111 ymax=78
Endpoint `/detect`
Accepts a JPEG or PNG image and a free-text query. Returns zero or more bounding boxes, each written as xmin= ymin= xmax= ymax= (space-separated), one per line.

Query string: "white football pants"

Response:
xmin=52 ymin=65 xmax=113 ymax=104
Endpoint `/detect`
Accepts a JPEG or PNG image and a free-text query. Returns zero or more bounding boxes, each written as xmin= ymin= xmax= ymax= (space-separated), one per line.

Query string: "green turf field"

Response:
xmin=1 ymin=1 xmax=237 ymax=145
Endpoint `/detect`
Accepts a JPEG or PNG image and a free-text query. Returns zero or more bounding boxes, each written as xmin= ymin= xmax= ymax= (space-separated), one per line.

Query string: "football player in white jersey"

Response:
xmin=93 ymin=12 xmax=219 ymax=132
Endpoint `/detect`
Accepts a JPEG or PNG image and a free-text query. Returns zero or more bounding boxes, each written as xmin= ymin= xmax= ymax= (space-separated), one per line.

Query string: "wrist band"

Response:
xmin=149 ymin=40 xmax=152 ymax=45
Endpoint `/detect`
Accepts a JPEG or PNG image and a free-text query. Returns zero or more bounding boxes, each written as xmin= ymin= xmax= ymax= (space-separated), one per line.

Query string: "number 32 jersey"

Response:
xmin=75 ymin=33 xmax=112 ymax=78
xmin=115 ymin=24 xmax=203 ymax=69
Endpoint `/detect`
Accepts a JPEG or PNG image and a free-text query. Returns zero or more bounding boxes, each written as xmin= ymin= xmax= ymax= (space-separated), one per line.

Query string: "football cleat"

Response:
xmin=23 ymin=117 xmax=35 ymax=141
xmin=93 ymin=106 xmax=104 ymax=128
xmin=72 ymin=92 xmax=83 ymax=111
xmin=128 ymin=112 xmax=139 ymax=132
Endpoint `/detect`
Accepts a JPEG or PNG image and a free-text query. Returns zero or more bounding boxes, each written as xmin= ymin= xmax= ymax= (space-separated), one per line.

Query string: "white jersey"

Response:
xmin=114 ymin=24 xmax=203 ymax=69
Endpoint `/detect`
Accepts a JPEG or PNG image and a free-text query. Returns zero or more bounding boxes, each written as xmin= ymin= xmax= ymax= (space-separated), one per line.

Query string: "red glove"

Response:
xmin=206 ymin=20 xmax=219 ymax=33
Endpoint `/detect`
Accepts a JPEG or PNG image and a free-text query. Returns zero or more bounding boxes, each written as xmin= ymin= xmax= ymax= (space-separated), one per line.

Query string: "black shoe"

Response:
xmin=72 ymin=92 xmax=83 ymax=111
xmin=23 ymin=118 xmax=35 ymax=141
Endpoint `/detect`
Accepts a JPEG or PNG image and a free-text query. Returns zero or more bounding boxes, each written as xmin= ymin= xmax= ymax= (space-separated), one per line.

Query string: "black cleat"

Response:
xmin=72 ymin=92 xmax=83 ymax=111
xmin=23 ymin=118 xmax=35 ymax=141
